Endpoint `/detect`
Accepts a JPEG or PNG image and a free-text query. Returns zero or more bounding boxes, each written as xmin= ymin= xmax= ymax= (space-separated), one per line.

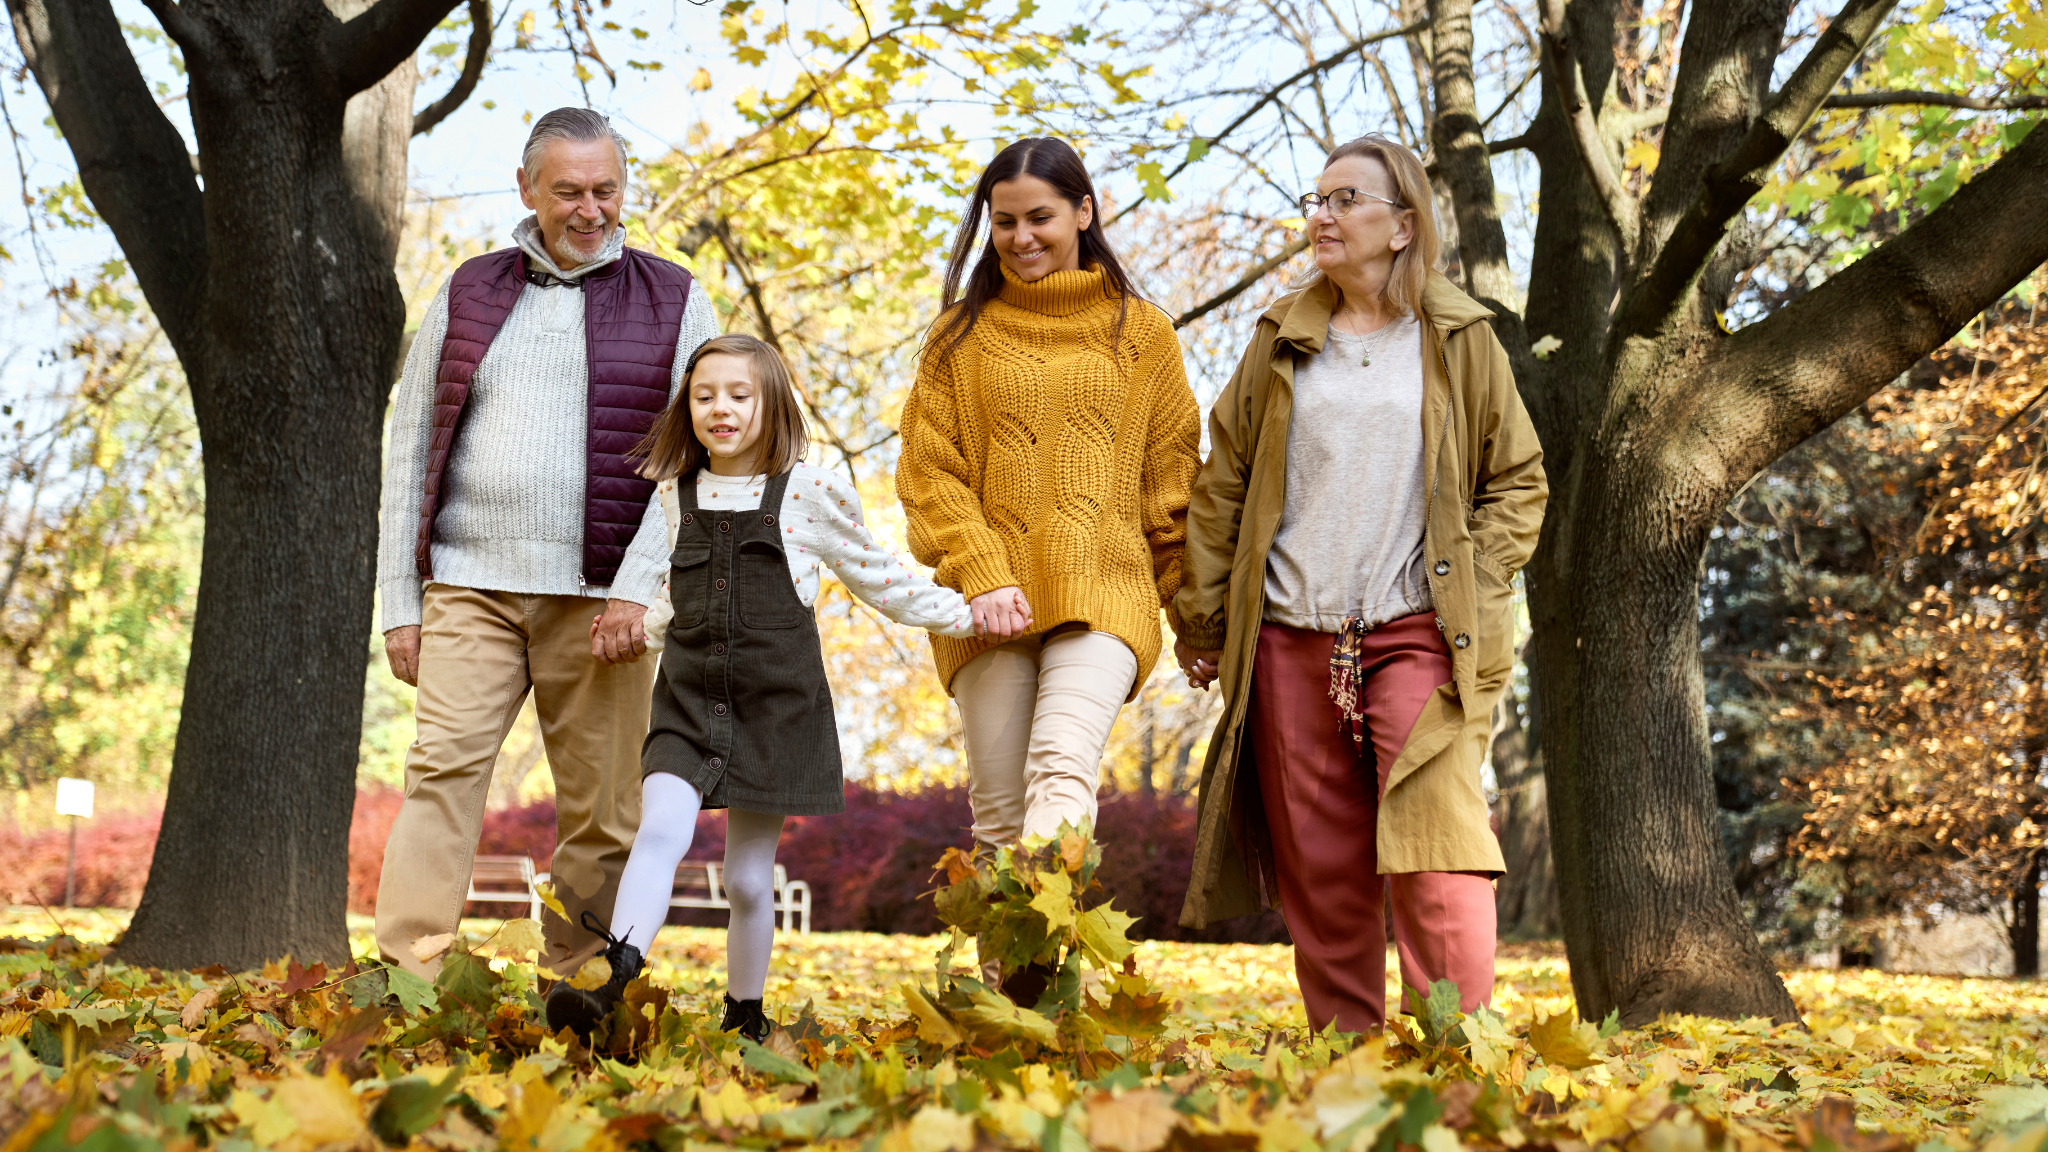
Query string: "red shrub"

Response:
xmin=0 ymin=809 xmax=164 ymax=910
xmin=12 ymin=784 xmax=1288 ymax=946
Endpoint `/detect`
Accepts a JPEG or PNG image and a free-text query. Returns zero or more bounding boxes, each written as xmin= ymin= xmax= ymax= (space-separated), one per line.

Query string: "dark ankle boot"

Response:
xmin=720 ymin=993 xmax=771 ymax=1042
xmin=1000 ymin=960 xmax=1058 ymax=1009
xmin=544 ymin=912 xmax=646 ymax=1039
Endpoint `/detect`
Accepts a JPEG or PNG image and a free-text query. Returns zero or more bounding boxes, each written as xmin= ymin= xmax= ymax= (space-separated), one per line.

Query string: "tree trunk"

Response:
xmin=1528 ymin=449 xmax=1803 ymax=1024
xmin=1491 ymin=674 xmax=1558 ymax=939
xmin=2012 ymin=851 xmax=2041 ymax=979
xmin=7 ymin=0 xmax=453 ymax=969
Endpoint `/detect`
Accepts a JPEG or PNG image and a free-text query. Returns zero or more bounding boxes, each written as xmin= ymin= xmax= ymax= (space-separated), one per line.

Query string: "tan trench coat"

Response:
xmin=1172 ymin=271 xmax=1548 ymax=928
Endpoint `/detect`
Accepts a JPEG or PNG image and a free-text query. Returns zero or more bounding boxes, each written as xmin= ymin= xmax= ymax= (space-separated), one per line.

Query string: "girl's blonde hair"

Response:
xmin=1293 ymin=133 xmax=1444 ymax=317
xmin=632 ymin=333 xmax=809 ymax=481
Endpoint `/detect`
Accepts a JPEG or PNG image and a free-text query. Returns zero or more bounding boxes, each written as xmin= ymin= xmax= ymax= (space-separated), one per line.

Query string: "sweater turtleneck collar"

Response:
xmin=995 ymin=260 xmax=1115 ymax=316
xmin=513 ymin=214 xmax=627 ymax=283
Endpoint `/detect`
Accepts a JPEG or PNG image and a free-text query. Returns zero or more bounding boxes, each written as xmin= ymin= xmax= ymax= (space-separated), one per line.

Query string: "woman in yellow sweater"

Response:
xmin=898 ymin=137 xmax=1201 ymax=853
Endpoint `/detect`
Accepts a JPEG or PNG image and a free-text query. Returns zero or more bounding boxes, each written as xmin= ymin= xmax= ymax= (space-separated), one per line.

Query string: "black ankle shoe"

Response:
xmin=720 ymin=993 xmax=771 ymax=1042
xmin=1000 ymin=960 xmax=1058 ymax=1009
xmin=544 ymin=912 xmax=646 ymax=1039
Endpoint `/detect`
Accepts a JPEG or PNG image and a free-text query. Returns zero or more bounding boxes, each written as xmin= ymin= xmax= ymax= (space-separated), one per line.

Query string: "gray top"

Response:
xmin=1262 ymin=316 xmax=1434 ymax=632
xmin=376 ymin=216 xmax=720 ymax=632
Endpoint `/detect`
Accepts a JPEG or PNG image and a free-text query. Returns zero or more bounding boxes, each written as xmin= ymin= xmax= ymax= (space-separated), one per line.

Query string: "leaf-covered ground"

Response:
xmin=6 ymin=904 xmax=2048 ymax=1152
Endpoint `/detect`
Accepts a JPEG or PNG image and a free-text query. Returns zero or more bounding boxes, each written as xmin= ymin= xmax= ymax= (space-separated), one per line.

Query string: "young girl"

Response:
xmin=545 ymin=333 xmax=984 ymax=1041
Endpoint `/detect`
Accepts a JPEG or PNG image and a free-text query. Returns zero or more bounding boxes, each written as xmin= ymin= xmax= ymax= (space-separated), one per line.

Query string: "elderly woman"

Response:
xmin=1173 ymin=134 xmax=1547 ymax=1034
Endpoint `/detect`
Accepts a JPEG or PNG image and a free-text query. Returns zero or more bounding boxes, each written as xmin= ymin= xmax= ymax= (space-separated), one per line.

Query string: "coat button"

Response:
xmin=719 ymin=521 xmax=731 ymax=532
xmin=681 ymin=513 xmax=693 ymax=525
xmin=708 ymin=757 xmax=723 ymax=770
xmin=715 ymin=703 xmax=728 ymax=716
xmin=713 ymin=643 xmax=726 ymax=655
xmin=1454 ymin=634 xmax=1471 ymax=649
xmin=715 ymin=578 xmax=727 ymax=590
xmin=763 ymin=514 xmax=776 ymax=526
xmin=1434 ymin=560 xmax=1450 ymax=576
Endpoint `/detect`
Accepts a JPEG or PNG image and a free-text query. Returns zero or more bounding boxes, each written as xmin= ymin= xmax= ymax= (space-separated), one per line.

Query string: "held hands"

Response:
xmin=589 ymin=598 xmax=650 ymax=664
xmin=1175 ymin=639 xmax=1221 ymax=691
xmin=969 ymin=586 xmax=1033 ymax=641
xmin=384 ymin=626 xmax=421 ymax=687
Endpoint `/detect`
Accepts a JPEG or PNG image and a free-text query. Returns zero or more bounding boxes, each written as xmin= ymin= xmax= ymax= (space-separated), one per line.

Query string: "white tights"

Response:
xmin=609 ymin=773 xmax=787 ymax=1000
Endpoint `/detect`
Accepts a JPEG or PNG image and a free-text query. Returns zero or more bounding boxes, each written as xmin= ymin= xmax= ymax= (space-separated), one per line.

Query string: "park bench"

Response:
xmin=469 ymin=854 xmax=813 ymax=934
xmin=466 ymin=855 xmax=543 ymax=920
xmin=669 ymin=861 xmax=813 ymax=935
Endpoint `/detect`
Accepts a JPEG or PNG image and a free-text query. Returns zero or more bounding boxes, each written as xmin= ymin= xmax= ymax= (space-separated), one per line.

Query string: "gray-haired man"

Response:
xmin=374 ymin=108 xmax=715 ymax=994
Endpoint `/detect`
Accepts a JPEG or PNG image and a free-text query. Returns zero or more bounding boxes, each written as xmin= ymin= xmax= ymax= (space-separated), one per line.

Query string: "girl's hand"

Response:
xmin=971 ymin=586 xmax=1033 ymax=641
xmin=1175 ymin=640 xmax=1221 ymax=691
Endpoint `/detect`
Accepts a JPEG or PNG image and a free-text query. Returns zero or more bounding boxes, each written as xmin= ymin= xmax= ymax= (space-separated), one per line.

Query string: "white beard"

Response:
xmin=552 ymin=225 xmax=612 ymax=270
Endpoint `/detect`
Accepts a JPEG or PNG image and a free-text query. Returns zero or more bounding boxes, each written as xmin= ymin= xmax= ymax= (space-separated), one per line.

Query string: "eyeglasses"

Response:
xmin=1298 ymin=187 xmax=1403 ymax=219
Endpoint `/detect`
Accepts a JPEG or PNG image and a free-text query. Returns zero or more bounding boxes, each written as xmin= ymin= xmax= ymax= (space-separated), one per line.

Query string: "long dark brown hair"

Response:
xmin=925 ymin=138 xmax=1143 ymax=365
xmin=632 ymin=333 xmax=809 ymax=481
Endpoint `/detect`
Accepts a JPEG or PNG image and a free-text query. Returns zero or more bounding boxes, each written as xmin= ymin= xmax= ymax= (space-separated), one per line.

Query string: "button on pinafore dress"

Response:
xmin=641 ymin=468 xmax=845 ymax=815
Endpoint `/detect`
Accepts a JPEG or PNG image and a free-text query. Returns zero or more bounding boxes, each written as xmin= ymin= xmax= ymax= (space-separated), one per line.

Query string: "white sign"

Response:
xmin=55 ymin=777 xmax=94 ymax=818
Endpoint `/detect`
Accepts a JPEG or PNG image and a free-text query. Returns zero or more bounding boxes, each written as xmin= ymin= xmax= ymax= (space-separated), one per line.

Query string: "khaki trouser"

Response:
xmin=953 ymin=629 xmax=1137 ymax=847
xmin=375 ymin=586 xmax=653 ymax=978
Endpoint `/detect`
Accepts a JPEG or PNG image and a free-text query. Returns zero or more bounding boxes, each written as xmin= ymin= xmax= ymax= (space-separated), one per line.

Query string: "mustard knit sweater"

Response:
xmin=897 ymin=263 xmax=1202 ymax=696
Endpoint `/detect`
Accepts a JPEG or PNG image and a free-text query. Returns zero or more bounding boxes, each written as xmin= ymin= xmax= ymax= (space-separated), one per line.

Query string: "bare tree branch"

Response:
xmin=328 ymin=0 xmax=464 ymax=97
xmin=412 ymin=0 xmax=489 ymax=137
xmin=1618 ymin=0 xmax=1895 ymax=339
xmin=6 ymin=0 xmax=207 ymax=367
xmin=1821 ymin=89 xmax=2048 ymax=111
xmin=1705 ymin=119 xmax=2048 ymax=495
xmin=1173 ymin=235 xmax=1309 ymax=329
xmin=1536 ymin=0 xmax=1639 ymax=254
xmin=1109 ymin=18 xmax=1428 ymax=227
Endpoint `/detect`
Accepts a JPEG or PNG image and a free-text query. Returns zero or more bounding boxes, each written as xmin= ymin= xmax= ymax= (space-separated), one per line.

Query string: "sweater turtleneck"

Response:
xmin=994 ymin=261 xmax=1116 ymax=316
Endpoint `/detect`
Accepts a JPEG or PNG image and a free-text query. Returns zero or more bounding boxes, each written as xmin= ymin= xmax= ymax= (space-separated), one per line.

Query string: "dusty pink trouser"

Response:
xmin=1251 ymin=614 xmax=1496 ymax=1034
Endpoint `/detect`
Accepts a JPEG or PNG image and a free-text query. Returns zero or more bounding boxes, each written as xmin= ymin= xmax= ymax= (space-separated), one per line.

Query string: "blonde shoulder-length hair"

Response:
xmin=1290 ymin=133 xmax=1444 ymax=318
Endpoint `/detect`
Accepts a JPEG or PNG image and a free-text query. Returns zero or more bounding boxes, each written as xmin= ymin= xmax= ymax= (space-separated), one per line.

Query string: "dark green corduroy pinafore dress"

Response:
xmin=642 ymin=468 xmax=844 ymax=815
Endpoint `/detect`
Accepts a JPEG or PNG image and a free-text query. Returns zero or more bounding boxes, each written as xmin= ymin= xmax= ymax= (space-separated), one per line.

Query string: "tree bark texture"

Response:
xmin=8 ymin=0 xmax=458 ymax=968
xmin=1489 ymin=675 xmax=1558 ymax=939
xmin=1428 ymin=0 xmax=2048 ymax=1023
xmin=2012 ymin=852 xmax=2041 ymax=979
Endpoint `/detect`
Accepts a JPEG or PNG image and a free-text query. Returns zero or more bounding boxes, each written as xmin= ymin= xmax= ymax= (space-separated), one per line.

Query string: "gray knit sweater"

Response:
xmin=377 ymin=217 xmax=719 ymax=632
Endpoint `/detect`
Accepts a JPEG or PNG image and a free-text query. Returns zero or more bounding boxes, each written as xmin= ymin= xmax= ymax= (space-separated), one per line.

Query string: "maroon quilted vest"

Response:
xmin=415 ymin=245 xmax=690 ymax=587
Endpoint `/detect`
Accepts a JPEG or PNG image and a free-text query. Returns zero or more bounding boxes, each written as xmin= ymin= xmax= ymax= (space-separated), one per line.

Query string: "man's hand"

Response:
xmin=1175 ymin=640 xmax=1222 ymax=691
xmin=590 ymin=599 xmax=650 ymax=664
xmin=970 ymin=586 xmax=1033 ymax=641
xmin=384 ymin=626 xmax=422 ymax=687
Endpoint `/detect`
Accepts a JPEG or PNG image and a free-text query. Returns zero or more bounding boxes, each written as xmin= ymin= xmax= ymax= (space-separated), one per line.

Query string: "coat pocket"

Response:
xmin=670 ymin=543 xmax=713 ymax=629
xmin=1471 ymin=549 xmax=1516 ymax=685
xmin=738 ymin=539 xmax=804 ymax=629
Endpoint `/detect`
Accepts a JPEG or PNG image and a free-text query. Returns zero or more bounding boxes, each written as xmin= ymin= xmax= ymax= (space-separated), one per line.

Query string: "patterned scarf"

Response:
xmin=1329 ymin=614 xmax=1373 ymax=751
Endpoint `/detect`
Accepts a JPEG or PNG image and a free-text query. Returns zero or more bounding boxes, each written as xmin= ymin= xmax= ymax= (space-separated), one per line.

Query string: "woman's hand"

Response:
xmin=1176 ymin=640 xmax=1221 ymax=691
xmin=970 ymin=586 xmax=1033 ymax=641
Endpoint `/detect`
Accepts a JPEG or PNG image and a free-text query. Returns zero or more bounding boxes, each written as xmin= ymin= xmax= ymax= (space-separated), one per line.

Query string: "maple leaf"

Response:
xmin=955 ymin=984 xmax=1060 ymax=1047
xmin=1029 ymin=869 xmax=1076 ymax=931
xmin=1528 ymin=1009 xmax=1600 ymax=1069
xmin=369 ymin=1063 xmax=462 ymax=1145
xmin=271 ymin=1067 xmax=367 ymax=1152
xmin=178 ymin=986 xmax=217 ymax=1031
xmin=312 ymin=1005 xmax=386 ymax=1070
xmin=279 ymin=959 xmax=327 ymax=997
xmin=1087 ymin=1088 xmax=1180 ymax=1152
xmin=1075 ymin=903 xmax=1138 ymax=968
xmin=409 ymin=932 xmax=456 ymax=963
xmin=901 ymin=982 xmax=964 ymax=1048
xmin=1088 ymin=986 xmax=1171 ymax=1039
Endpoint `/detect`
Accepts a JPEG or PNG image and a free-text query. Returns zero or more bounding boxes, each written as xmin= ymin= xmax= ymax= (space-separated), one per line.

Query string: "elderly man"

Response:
xmin=375 ymin=108 xmax=715 ymax=999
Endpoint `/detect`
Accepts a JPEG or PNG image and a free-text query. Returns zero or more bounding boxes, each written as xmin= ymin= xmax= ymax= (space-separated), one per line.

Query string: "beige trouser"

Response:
xmin=375 ymin=586 xmax=654 ymax=978
xmin=953 ymin=629 xmax=1138 ymax=847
